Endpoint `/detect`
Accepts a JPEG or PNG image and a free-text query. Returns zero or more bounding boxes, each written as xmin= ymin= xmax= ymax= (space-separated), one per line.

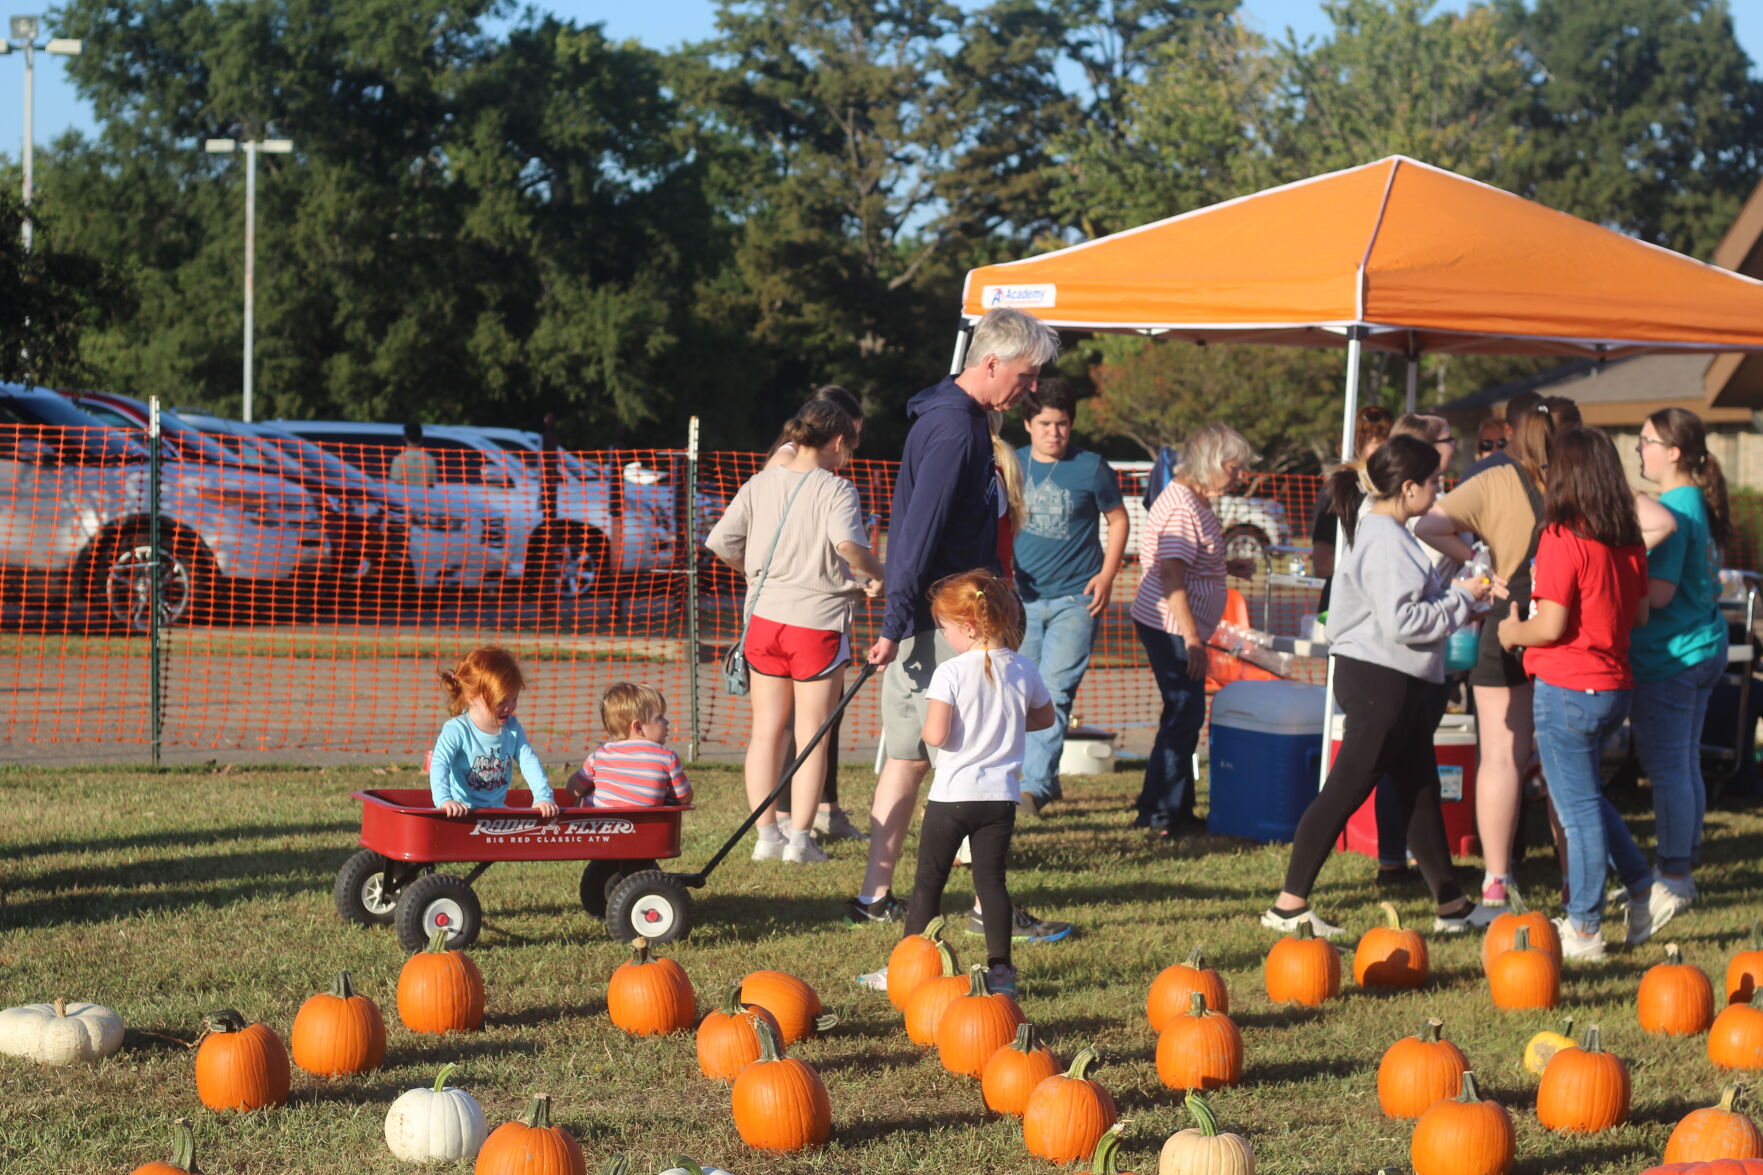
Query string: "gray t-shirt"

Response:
xmin=706 ymin=465 xmax=870 ymax=633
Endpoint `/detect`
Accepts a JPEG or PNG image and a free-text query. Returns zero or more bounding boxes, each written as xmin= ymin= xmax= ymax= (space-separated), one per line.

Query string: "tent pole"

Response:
xmin=1405 ymin=356 xmax=1419 ymax=413
xmin=949 ymin=325 xmax=973 ymax=375
xmin=1321 ymin=327 xmax=1368 ymax=792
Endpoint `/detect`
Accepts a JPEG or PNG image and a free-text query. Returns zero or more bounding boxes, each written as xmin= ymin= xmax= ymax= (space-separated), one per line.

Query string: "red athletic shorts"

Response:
xmin=745 ymin=615 xmax=850 ymax=681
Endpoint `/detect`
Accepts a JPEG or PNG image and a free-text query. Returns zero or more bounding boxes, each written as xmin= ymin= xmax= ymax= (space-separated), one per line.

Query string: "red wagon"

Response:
xmin=334 ymin=789 xmax=694 ymax=951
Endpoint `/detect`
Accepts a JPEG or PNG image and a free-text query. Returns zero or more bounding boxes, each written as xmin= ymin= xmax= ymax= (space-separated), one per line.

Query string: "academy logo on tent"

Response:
xmin=982 ymin=284 xmax=1056 ymax=309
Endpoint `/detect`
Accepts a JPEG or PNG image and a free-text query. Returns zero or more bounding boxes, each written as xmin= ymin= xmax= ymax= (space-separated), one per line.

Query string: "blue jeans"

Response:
xmin=1632 ymin=650 xmax=1725 ymax=876
xmin=1133 ymin=621 xmax=1208 ymax=827
xmin=1533 ymin=681 xmax=1651 ymax=932
xmin=1019 ymin=594 xmax=1098 ymax=801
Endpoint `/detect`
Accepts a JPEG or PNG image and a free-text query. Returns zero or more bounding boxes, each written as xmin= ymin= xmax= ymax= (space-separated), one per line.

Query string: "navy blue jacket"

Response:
xmin=882 ymin=377 xmax=1000 ymax=640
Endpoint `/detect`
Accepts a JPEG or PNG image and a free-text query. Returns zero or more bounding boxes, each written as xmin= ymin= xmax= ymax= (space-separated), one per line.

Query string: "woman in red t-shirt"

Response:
xmin=1498 ymin=427 xmax=1653 ymax=963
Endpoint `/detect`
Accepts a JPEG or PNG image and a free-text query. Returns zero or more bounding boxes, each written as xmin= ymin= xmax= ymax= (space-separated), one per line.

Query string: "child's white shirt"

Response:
xmin=925 ymin=647 xmax=1051 ymax=803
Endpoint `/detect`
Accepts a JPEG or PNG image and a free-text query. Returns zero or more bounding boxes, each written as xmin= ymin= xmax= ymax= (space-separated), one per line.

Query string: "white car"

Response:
xmin=1109 ymin=460 xmax=1290 ymax=564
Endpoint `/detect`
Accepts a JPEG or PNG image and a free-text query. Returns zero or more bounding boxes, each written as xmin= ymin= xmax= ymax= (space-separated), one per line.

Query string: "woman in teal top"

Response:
xmin=1630 ymin=407 xmax=1732 ymax=934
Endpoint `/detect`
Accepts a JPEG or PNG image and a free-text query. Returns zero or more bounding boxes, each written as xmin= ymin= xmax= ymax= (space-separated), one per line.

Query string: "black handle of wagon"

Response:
xmin=679 ymin=660 xmax=878 ymax=888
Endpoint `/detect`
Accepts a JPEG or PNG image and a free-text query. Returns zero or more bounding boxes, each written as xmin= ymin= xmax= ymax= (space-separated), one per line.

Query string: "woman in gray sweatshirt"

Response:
xmin=1262 ymin=435 xmax=1493 ymax=940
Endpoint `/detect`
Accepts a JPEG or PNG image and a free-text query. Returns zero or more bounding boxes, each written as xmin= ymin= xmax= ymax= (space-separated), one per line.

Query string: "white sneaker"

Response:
xmin=751 ymin=833 xmax=786 ymax=862
xmin=1647 ymin=878 xmax=1694 ymax=939
xmin=1433 ymin=903 xmax=1502 ymax=935
xmin=856 ymin=966 xmax=888 ymax=991
xmin=1553 ymin=915 xmax=1608 ymax=961
xmin=1260 ymin=907 xmax=1345 ymax=940
xmin=814 ymin=807 xmax=870 ymax=843
xmin=782 ymin=837 xmax=830 ymax=865
xmin=955 ymin=836 xmax=973 ymax=867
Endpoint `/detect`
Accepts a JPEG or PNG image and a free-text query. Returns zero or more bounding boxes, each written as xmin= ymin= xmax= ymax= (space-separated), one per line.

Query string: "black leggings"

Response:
xmin=1374 ymin=680 xmax=1452 ymax=864
xmin=1283 ymin=657 xmax=1464 ymax=910
xmin=905 ymin=800 xmax=1016 ymax=967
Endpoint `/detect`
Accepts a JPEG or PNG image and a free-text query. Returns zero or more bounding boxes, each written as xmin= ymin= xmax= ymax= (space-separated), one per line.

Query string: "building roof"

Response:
xmin=1445 ymin=352 xmax=1751 ymax=429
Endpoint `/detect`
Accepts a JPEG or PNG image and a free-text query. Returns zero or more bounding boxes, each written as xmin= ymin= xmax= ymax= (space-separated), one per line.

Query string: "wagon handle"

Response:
xmin=677 ymin=661 xmax=877 ymax=888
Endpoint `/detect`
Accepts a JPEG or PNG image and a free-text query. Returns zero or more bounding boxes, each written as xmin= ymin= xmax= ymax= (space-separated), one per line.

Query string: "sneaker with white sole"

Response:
xmin=856 ymin=966 xmax=889 ymax=991
xmin=815 ymin=807 xmax=870 ymax=843
xmin=1260 ymin=907 xmax=1345 ymax=941
xmin=1433 ymin=903 xmax=1502 ymax=935
xmin=1624 ymin=893 xmax=1660 ymax=946
xmin=751 ymin=834 xmax=786 ymax=862
xmin=782 ymin=837 xmax=830 ymax=865
xmin=985 ymin=963 xmax=1020 ymax=997
xmin=1646 ymin=879 xmax=1694 ymax=938
xmin=1480 ymin=877 xmax=1510 ymax=907
xmin=1553 ymin=914 xmax=1608 ymax=961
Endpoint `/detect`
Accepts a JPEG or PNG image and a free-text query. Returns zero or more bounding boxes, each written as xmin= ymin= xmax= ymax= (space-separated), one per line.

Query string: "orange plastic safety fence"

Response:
xmin=2 ymin=424 xmax=1759 ymax=764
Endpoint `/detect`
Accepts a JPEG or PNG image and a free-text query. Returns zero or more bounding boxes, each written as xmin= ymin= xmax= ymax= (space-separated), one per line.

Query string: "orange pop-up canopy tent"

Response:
xmin=958 ymin=155 xmax=1763 ymax=455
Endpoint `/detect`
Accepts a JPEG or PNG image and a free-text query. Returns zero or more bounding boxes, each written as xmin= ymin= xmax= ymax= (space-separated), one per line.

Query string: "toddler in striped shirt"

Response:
xmin=560 ymin=682 xmax=693 ymax=809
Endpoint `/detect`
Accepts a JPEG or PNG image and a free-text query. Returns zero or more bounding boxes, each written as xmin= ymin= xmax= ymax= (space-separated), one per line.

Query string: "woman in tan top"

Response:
xmin=707 ymin=401 xmax=884 ymax=864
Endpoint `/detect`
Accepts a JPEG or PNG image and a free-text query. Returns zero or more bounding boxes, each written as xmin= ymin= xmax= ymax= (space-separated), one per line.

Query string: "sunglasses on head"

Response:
xmin=1478 ymin=438 xmax=1508 ymax=454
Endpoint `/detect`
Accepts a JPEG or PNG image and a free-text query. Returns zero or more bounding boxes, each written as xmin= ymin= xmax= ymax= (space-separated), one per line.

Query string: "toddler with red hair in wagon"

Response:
xmin=428 ymin=646 xmax=558 ymax=818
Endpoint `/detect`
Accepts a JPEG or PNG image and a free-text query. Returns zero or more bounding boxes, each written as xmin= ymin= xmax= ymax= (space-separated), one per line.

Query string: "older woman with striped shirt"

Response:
xmin=1130 ymin=423 xmax=1257 ymax=836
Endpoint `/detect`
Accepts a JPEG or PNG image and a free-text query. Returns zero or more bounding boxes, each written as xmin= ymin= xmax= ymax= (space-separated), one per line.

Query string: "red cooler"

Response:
xmin=1334 ymin=714 xmax=1480 ymax=859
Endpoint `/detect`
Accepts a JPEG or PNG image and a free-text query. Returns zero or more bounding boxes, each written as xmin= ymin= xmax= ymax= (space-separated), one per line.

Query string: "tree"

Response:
xmin=0 ymin=191 xmax=131 ymax=386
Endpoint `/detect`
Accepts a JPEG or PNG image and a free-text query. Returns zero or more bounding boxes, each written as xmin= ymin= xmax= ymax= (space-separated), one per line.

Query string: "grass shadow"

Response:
xmin=1251 ymin=1056 xmax=1361 ymax=1085
xmin=10 ymin=820 xmax=357 ymax=860
xmin=382 ymin=1037 xmax=543 ymax=1068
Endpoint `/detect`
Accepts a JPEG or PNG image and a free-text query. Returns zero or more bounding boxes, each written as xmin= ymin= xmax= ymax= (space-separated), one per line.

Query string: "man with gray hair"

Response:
xmin=847 ymin=308 xmax=1071 ymax=947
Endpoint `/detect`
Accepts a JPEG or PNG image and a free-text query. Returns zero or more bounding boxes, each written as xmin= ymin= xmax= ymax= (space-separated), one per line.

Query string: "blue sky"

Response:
xmin=7 ymin=1 xmax=1763 ymax=150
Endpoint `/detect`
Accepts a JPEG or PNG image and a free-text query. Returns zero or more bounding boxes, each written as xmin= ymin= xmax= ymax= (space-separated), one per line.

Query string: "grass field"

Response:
xmin=2 ymin=762 xmax=1761 ymax=1174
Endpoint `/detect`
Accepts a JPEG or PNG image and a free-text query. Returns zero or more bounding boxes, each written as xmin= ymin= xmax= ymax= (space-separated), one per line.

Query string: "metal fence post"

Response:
xmin=684 ymin=416 xmax=701 ymax=762
xmin=148 ymin=396 xmax=162 ymax=767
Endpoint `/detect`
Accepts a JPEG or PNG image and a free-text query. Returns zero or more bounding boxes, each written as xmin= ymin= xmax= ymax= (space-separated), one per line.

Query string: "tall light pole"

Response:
xmin=1 ymin=15 xmax=84 ymax=251
xmin=204 ymin=136 xmax=292 ymax=423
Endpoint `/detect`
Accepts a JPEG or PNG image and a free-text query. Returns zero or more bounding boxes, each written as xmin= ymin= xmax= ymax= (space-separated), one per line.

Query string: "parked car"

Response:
xmin=1110 ymin=459 xmax=1291 ymax=565
xmin=0 ymin=385 xmax=327 ymax=631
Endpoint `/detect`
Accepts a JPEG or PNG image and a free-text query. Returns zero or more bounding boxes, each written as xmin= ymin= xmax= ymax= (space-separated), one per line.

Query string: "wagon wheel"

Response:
xmin=579 ymin=858 xmax=659 ymax=918
xmin=394 ymin=873 xmax=482 ymax=952
xmin=333 ymin=849 xmax=399 ymax=927
xmin=605 ymin=871 xmax=693 ymax=945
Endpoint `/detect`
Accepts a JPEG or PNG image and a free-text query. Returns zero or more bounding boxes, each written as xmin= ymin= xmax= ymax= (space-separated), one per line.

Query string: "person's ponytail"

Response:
xmin=1696 ymin=449 xmax=1734 ymax=554
xmin=778 ymin=400 xmax=856 ymax=452
xmin=1324 ymin=466 xmax=1367 ymax=546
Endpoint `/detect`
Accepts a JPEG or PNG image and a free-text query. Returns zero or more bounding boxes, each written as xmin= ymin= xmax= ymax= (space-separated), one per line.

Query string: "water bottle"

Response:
xmin=1462 ymin=543 xmax=1493 ymax=614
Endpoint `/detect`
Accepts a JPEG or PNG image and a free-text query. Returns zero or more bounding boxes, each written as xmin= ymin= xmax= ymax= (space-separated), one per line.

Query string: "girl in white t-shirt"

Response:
xmin=893 ymin=570 xmax=1054 ymax=996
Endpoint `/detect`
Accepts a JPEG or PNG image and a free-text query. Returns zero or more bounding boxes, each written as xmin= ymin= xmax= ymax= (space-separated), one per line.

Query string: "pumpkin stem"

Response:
xmin=1184 ymin=1091 xmax=1221 ymax=1137
xmin=933 ymin=937 xmax=958 ymax=978
xmin=1507 ymin=886 xmax=1529 ymax=915
xmin=718 ymin=979 xmax=747 ymax=1017
xmin=1089 ymin=1122 xmax=1127 ymax=1174
xmin=167 ymin=1117 xmax=197 ymax=1173
xmin=332 ymin=970 xmax=356 ymax=1000
xmin=668 ymin=1161 xmax=706 ymax=1175
xmin=426 ymin=927 xmax=451 ymax=954
xmin=1752 ymin=920 xmax=1762 ymax=952
xmin=430 ymin=1063 xmax=459 ymax=1093
xmin=1184 ymin=944 xmax=1207 ymax=969
xmin=1294 ymin=919 xmax=1316 ymax=941
xmin=1381 ymin=900 xmax=1403 ymax=929
xmin=1511 ymin=926 xmax=1531 ymax=952
xmin=202 ymin=1009 xmax=247 ymax=1034
xmin=923 ymin=914 xmax=946 ymax=943
xmin=600 ymin=1156 xmax=632 ymax=1175
xmin=1718 ymin=1084 xmax=1745 ymax=1114
xmin=1009 ymin=1022 xmax=1040 ymax=1053
xmin=1456 ymin=1071 xmax=1485 ymax=1104
xmin=53 ymin=997 xmax=67 ymax=1018
xmin=1066 ymin=1046 xmax=1102 ymax=1082
xmin=966 ymin=964 xmax=991 ymax=998
xmin=1418 ymin=1017 xmax=1443 ymax=1044
xmin=1581 ymin=1024 xmax=1603 ymax=1054
xmin=1664 ymin=942 xmax=1684 ymax=966
xmin=522 ymin=1093 xmax=553 ymax=1130
xmin=628 ymin=936 xmax=652 ymax=965
xmin=1560 ymin=1015 xmax=1574 ymax=1040
xmin=1188 ymin=991 xmax=1211 ymax=1018
xmin=813 ymin=1012 xmax=841 ymax=1033
xmin=751 ymin=1014 xmax=785 ymax=1063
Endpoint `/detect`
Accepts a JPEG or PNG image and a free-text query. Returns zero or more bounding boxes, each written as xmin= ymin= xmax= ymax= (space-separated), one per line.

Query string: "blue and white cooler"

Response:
xmin=1206 ymin=680 xmax=1327 ymax=843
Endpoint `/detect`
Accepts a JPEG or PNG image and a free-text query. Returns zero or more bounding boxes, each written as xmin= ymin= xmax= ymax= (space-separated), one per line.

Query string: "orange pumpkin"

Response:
xmin=1155 ymin=991 xmax=1242 ymax=1092
xmin=904 ymin=963 xmax=969 ymax=1048
xmin=1710 ymin=991 xmax=1763 ymax=1071
xmin=887 ymin=916 xmax=957 ymax=1012
xmin=730 ymin=1016 xmax=831 ymax=1152
xmin=1264 ymin=920 xmax=1340 ymax=1006
xmin=398 ymin=927 xmax=485 ymax=1034
xmin=1489 ymin=926 xmax=1559 ymax=1010
xmin=1640 ymin=943 xmax=1716 ymax=1037
xmin=131 ymin=1117 xmax=198 ymax=1175
xmin=1480 ymin=888 xmax=1561 ymax=977
xmin=290 ymin=969 xmax=385 ymax=1077
xmin=1727 ymin=922 xmax=1763 ymax=1005
xmin=1378 ymin=1018 xmax=1469 ymax=1119
xmin=1354 ymin=901 xmax=1429 ymax=989
xmin=696 ymin=979 xmax=783 ymax=1081
xmin=1665 ymin=1085 xmax=1763 ymax=1165
xmin=936 ymin=965 xmax=1025 ymax=1078
xmin=608 ymin=937 xmax=695 ymax=1037
xmin=740 ymin=970 xmax=836 ymax=1046
xmin=194 ymin=1009 xmax=289 ymax=1112
xmin=474 ymin=1094 xmax=585 ymax=1175
xmin=1147 ymin=945 xmax=1230 ymax=1030
xmin=980 ymin=1022 xmax=1058 ymax=1118
xmin=1537 ymin=1023 xmax=1630 ymax=1133
xmin=1023 ymin=1046 xmax=1118 ymax=1165
xmin=1410 ymin=1071 xmax=1514 ymax=1175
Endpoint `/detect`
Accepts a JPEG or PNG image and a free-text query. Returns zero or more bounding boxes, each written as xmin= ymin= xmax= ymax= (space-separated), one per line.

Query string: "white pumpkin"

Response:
xmin=657 ymin=1159 xmax=734 ymax=1175
xmin=384 ymin=1063 xmax=487 ymax=1162
xmin=0 ymin=998 xmax=124 ymax=1065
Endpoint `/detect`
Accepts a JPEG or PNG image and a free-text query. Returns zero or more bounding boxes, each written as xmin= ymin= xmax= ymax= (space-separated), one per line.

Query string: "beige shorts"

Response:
xmin=881 ymin=628 xmax=955 ymax=762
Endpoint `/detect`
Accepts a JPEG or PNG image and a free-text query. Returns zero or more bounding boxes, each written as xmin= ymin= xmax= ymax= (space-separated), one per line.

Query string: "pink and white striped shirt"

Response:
xmin=577 ymin=740 xmax=692 ymax=808
xmin=1129 ymin=482 xmax=1228 ymax=639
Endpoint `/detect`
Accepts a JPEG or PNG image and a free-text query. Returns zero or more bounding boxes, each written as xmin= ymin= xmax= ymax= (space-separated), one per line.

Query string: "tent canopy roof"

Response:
xmin=961 ymin=156 xmax=1763 ymax=358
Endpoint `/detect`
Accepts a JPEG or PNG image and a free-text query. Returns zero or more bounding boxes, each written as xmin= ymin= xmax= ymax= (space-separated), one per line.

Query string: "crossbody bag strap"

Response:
xmin=738 ymin=470 xmax=813 ymax=637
